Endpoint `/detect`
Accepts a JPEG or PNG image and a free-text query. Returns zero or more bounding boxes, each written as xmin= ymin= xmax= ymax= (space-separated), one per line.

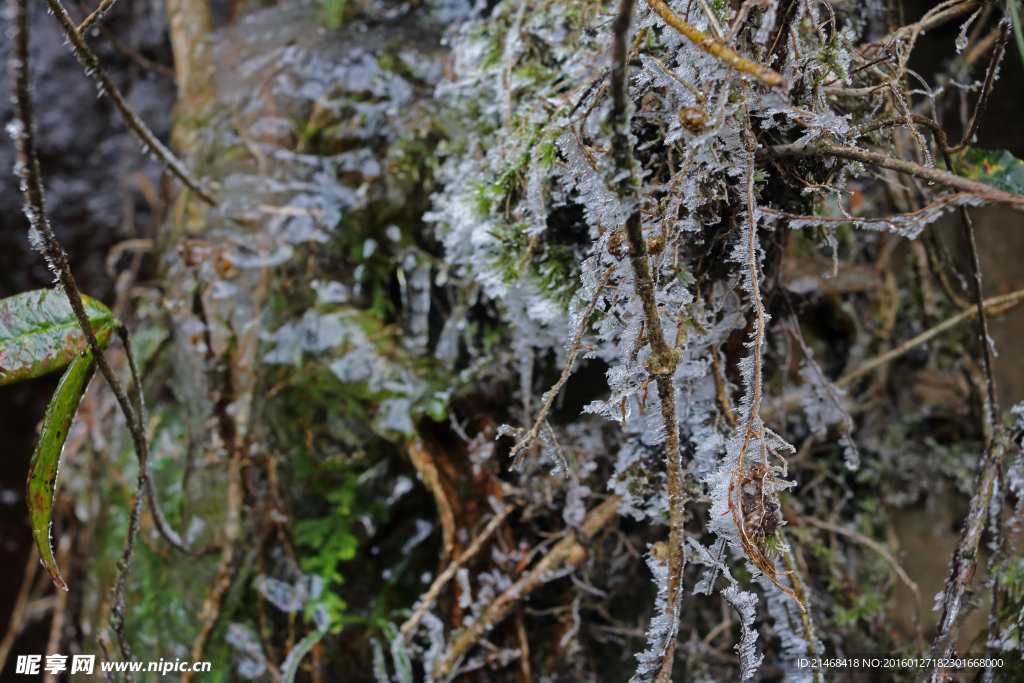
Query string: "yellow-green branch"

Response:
xmin=643 ymin=0 xmax=787 ymax=88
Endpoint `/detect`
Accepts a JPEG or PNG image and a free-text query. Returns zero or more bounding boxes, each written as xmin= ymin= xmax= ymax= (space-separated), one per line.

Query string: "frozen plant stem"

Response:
xmin=609 ymin=1 xmax=685 ymax=681
xmin=40 ymin=0 xmax=217 ymax=205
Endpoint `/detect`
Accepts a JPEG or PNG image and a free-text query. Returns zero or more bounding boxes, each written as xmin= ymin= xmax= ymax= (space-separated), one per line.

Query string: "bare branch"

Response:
xmin=41 ymin=0 xmax=217 ymax=205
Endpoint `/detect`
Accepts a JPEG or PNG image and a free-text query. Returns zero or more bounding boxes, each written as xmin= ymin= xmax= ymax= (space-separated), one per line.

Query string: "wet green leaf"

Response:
xmin=27 ymin=323 xmax=112 ymax=590
xmin=954 ymin=148 xmax=1024 ymax=195
xmin=0 ymin=289 xmax=115 ymax=386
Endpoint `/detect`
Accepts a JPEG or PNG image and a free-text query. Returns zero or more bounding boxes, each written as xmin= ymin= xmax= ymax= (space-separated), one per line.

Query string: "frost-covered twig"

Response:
xmin=432 ymin=495 xmax=620 ymax=680
xmin=504 ymin=266 xmax=614 ymax=471
xmin=758 ymin=140 xmax=1024 ymax=212
xmin=400 ymin=504 xmax=515 ymax=642
xmin=719 ymin=145 xmax=800 ymax=607
xmin=40 ymin=0 xmax=217 ymax=205
xmin=609 ymin=2 xmax=686 ymax=680
xmin=643 ymin=0 xmax=787 ymax=87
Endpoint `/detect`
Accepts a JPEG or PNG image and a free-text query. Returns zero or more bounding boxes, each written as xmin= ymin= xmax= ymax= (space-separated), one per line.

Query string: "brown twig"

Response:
xmin=757 ymin=140 xmax=1024 ymax=212
xmin=609 ymin=2 xmax=686 ymax=680
xmin=41 ymin=0 xmax=216 ymax=205
xmin=726 ymin=134 xmax=801 ymax=606
xmin=400 ymin=504 xmax=515 ymax=641
xmin=432 ymin=496 xmax=620 ymax=680
xmin=643 ymin=0 xmax=787 ymax=87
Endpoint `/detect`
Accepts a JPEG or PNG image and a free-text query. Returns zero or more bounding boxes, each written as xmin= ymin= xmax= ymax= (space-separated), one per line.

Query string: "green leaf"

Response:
xmin=954 ymin=148 xmax=1024 ymax=195
xmin=0 ymin=289 xmax=115 ymax=386
xmin=27 ymin=323 xmax=113 ymax=590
